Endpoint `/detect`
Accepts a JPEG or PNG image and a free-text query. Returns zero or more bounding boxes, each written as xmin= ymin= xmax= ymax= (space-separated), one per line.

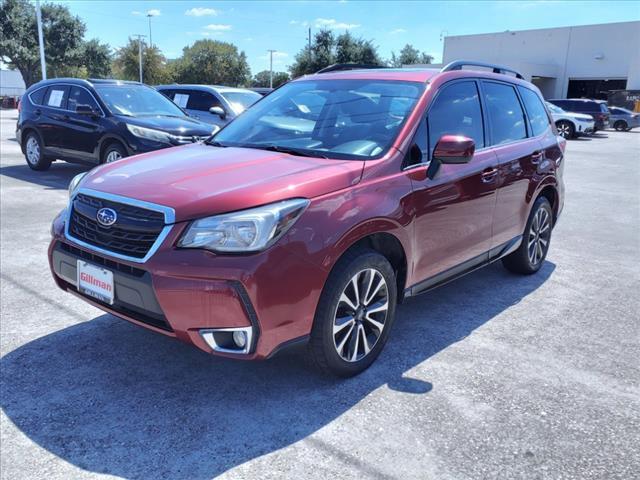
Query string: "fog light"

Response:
xmin=233 ymin=331 xmax=247 ymax=348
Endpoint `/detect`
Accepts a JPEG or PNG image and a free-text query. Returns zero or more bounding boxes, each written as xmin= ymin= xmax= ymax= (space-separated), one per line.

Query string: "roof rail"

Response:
xmin=441 ymin=60 xmax=524 ymax=79
xmin=316 ymin=63 xmax=387 ymax=74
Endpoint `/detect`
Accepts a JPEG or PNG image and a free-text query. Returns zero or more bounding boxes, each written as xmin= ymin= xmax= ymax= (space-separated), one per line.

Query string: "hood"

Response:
xmin=80 ymin=143 xmax=364 ymax=222
xmin=117 ymin=114 xmax=213 ymax=136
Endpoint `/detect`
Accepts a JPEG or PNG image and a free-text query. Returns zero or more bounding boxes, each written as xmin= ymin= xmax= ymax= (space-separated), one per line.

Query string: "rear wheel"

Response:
xmin=24 ymin=132 xmax=52 ymax=171
xmin=614 ymin=120 xmax=628 ymax=132
xmin=101 ymin=142 xmax=127 ymax=163
xmin=308 ymin=248 xmax=397 ymax=377
xmin=502 ymin=197 xmax=553 ymax=275
xmin=556 ymin=120 xmax=575 ymax=139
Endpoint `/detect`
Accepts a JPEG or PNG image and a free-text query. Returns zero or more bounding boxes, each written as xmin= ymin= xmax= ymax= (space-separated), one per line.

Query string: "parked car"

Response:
xmin=17 ymin=78 xmax=216 ymax=171
xmin=545 ymin=101 xmax=595 ymax=139
xmin=608 ymin=106 xmax=639 ymax=131
xmin=156 ymin=84 xmax=262 ymax=128
xmin=547 ymin=98 xmax=610 ymax=132
xmin=49 ymin=61 xmax=565 ymax=377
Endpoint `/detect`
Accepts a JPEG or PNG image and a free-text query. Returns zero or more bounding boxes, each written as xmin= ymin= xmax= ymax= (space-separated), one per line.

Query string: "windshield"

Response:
xmin=214 ymin=79 xmax=424 ymax=160
xmin=95 ymin=84 xmax=186 ymax=117
xmin=220 ymin=91 xmax=262 ymax=114
xmin=546 ymin=102 xmax=564 ymax=114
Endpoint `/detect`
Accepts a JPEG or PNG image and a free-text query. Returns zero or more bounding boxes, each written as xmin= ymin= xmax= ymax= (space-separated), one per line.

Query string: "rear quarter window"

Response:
xmin=29 ymin=87 xmax=47 ymax=105
xmin=482 ymin=82 xmax=527 ymax=145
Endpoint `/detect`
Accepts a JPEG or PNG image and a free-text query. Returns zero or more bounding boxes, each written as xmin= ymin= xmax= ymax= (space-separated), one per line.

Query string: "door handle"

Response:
xmin=531 ymin=150 xmax=544 ymax=164
xmin=481 ymin=167 xmax=498 ymax=183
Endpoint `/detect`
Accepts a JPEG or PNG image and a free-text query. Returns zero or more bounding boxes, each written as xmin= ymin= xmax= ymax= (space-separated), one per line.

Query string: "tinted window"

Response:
xmin=427 ymin=81 xmax=484 ymax=155
xmin=483 ymin=82 xmax=527 ymax=145
xmin=215 ymin=79 xmax=423 ymax=160
xmin=571 ymin=101 xmax=588 ymax=112
xmin=518 ymin=86 xmax=550 ymax=137
xmin=68 ymin=86 xmax=99 ymax=112
xmin=29 ymin=87 xmax=47 ymax=105
xmin=220 ymin=91 xmax=262 ymax=114
xmin=552 ymin=100 xmax=569 ymax=110
xmin=185 ymin=90 xmax=222 ymax=111
xmin=43 ymin=85 xmax=70 ymax=109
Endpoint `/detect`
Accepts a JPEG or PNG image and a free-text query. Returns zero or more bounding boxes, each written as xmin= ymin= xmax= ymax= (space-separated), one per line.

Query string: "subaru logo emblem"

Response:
xmin=96 ymin=208 xmax=117 ymax=227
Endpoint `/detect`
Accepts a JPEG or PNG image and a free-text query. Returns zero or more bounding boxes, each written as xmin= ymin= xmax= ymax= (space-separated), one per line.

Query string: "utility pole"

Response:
xmin=146 ymin=13 xmax=153 ymax=47
xmin=133 ymin=35 xmax=146 ymax=83
xmin=267 ymin=49 xmax=276 ymax=88
xmin=308 ymin=27 xmax=312 ymax=60
xmin=35 ymin=0 xmax=46 ymax=80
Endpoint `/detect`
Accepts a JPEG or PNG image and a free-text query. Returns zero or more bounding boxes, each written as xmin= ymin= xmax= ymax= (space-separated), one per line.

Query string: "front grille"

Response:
xmin=68 ymin=193 xmax=166 ymax=259
xmin=60 ymin=242 xmax=146 ymax=277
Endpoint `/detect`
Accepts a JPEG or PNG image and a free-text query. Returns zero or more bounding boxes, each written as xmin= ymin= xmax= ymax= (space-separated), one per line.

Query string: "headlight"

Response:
xmin=68 ymin=172 xmax=88 ymax=198
xmin=178 ymin=198 xmax=310 ymax=253
xmin=126 ymin=123 xmax=174 ymax=143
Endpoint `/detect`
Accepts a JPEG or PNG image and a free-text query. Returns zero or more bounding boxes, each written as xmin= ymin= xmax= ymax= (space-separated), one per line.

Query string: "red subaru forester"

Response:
xmin=49 ymin=61 xmax=565 ymax=377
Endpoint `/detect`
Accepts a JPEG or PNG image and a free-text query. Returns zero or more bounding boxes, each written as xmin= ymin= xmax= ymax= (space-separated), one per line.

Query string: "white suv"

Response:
xmin=546 ymin=101 xmax=594 ymax=139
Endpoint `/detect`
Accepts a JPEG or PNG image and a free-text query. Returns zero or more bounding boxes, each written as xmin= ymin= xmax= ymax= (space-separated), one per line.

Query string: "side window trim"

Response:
xmin=40 ymin=83 xmax=105 ymax=116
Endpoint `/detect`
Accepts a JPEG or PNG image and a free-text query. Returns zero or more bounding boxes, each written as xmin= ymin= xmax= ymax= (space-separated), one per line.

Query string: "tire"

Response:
xmin=308 ymin=248 xmax=398 ymax=377
xmin=24 ymin=132 xmax=52 ymax=171
xmin=502 ymin=197 xmax=553 ymax=275
xmin=556 ymin=121 xmax=575 ymax=139
xmin=614 ymin=120 xmax=628 ymax=132
xmin=101 ymin=142 xmax=127 ymax=164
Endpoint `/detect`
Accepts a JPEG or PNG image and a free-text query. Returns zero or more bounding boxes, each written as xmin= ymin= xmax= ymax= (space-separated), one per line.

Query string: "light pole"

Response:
xmin=133 ymin=34 xmax=146 ymax=83
xmin=146 ymin=13 xmax=153 ymax=47
xmin=35 ymin=0 xmax=46 ymax=80
xmin=267 ymin=49 xmax=276 ymax=88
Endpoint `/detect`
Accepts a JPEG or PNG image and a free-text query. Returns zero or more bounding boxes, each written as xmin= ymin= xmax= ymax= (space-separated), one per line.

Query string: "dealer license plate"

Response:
xmin=77 ymin=260 xmax=114 ymax=305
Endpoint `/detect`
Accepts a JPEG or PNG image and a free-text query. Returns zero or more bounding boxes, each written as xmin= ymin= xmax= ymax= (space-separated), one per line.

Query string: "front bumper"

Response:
xmin=49 ymin=210 xmax=327 ymax=359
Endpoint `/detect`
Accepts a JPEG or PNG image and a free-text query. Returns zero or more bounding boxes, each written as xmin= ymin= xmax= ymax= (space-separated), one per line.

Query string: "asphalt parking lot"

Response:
xmin=1 ymin=108 xmax=639 ymax=480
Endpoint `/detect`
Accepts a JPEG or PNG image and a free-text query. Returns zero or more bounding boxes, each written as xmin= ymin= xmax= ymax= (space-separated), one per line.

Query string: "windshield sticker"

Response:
xmin=174 ymin=93 xmax=189 ymax=108
xmin=48 ymin=90 xmax=65 ymax=107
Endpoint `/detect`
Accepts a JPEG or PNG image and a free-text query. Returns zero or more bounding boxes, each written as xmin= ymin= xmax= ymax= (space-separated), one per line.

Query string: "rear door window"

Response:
xmin=427 ymin=81 xmax=485 ymax=156
xmin=518 ymin=86 xmax=551 ymax=137
xmin=44 ymin=85 xmax=70 ymax=109
xmin=68 ymin=86 xmax=100 ymax=112
xmin=185 ymin=90 xmax=222 ymax=111
xmin=482 ymin=82 xmax=527 ymax=145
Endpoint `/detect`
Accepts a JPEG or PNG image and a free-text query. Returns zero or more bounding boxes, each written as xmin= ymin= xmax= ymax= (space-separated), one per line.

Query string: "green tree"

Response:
xmin=390 ymin=44 xmax=434 ymax=67
xmin=112 ymin=38 xmax=173 ymax=84
xmin=289 ymin=29 xmax=383 ymax=78
xmin=0 ymin=0 xmax=86 ymax=86
xmin=252 ymin=70 xmax=289 ymax=88
xmin=80 ymin=39 xmax=112 ymax=78
xmin=174 ymin=40 xmax=251 ymax=86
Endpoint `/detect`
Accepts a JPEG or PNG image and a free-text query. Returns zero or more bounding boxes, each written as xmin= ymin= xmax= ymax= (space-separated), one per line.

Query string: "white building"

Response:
xmin=0 ymin=69 xmax=26 ymax=97
xmin=439 ymin=21 xmax=640 ymax=99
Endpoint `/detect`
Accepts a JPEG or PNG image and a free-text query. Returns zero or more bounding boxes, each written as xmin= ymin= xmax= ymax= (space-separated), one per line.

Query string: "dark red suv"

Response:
xmin=49 ymin=61 xmax=565 ymax=376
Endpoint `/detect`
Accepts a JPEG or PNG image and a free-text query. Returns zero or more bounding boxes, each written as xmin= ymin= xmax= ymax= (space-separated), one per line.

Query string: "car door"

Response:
xmin=40 ymin=85 xmax=70 ymax=152
xmin=482 ymin=81 xmax=544 ymax=249
xmin=408 ymin=80 xmax=499 ymax=283
xmin=61 ymin=86 xmax=106 ymax=163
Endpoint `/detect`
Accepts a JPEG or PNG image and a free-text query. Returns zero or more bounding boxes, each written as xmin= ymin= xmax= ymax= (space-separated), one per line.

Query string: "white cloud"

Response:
xmin=204 ymin=24 xmax=232 ymax=31
xmin=261 ymin=51 xmax=288 ymax=59
xmin=390 ymin=28 xmax=406 ymax=35
xmin=289 ymin=20 xmax=309 ymax=26
xmin=315 ymin=18 xmax=360 ymax=30
xmin=147 ymin=9 xmax=161 ymax=16
xmin=131 ymin=10 xmax=142 ymax=16
xmin=185 ymin=7 xmax=219 ymax=16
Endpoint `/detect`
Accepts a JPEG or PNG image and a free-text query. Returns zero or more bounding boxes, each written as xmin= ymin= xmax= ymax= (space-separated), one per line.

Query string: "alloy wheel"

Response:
xmin=105 ymin=150 xmax=122 ymax=163
xmin=26 ymin=136 xmax=40 ymax=165
xmin=333 ymin=268 xmax=389 ymax=362
xmin=557 ymin=123 xmax=570 ymax=138
xmin=528 ymin=207 xmax=551 ymax=265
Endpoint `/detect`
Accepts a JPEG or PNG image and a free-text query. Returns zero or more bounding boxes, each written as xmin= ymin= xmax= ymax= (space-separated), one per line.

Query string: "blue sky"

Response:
xmin=51 ymin=0 xmax=639 ymax=74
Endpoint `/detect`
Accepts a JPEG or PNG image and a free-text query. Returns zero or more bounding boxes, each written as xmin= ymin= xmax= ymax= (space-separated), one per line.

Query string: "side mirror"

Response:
xmin=209 ymin=106 xmax=226 ymax=119
xmin=76 ymin=104 xmax=97 ymax=116
xmin=432 ymin=135 xmax=475 ymax=164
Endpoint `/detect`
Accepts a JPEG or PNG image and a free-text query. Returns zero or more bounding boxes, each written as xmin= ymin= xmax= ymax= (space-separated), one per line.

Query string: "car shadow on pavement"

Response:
xmin=1 ymin=261 xmax=554 ymax=479
xmin=0 ymin=163 xmax=90 ymax=190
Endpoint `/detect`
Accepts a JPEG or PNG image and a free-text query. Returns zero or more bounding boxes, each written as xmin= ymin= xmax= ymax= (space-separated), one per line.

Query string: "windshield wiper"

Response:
xmin=249 ymin=144 xmax=328 ymax=159
xmin=205 ymin=140 xmax=227 ymax=147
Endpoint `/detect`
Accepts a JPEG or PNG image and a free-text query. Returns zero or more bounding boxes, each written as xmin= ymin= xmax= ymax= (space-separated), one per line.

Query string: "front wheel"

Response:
xmin=502 ymin=197 xmax=553 ymax=275
xmin=614 ymin=120 xmax=628 ymax=132
xmin=308 ymin=249 xmax=397 ymax=377
xmin=556 ymin=120 xmax=575 ymax=139
xmin=101 ymin=142 xmax=127 ymax=164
